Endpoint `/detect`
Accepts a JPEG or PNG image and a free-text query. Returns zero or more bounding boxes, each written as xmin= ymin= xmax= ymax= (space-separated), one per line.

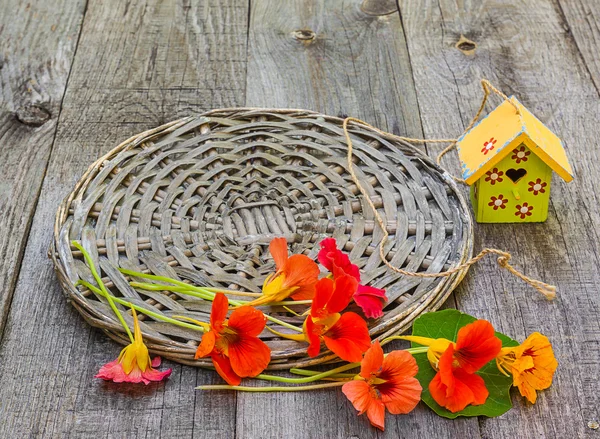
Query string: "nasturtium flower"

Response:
xmin=304 ymin=275 xmax=371 ymax=362
xmin=195 ymin=293 xmax=271 ymax=385
xmin=496 ymin=332 xmax=558 ymax=403
xmin=406 ymin=320 xmax=502 ymax=413
xmin=317 ymin=238 xmax=387 ymax=318
xmin=342 ymin=341 xmax=422 ymax=431
xmin=96 ymin=308 xmax=172 ymax=384
xmin=249 ymin=237 xmax=320 ymax=306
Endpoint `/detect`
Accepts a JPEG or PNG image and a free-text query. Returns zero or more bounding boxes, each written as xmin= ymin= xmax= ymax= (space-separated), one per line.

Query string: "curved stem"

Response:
xmin=196 ymin=381 xmax=346 ymax=392
xmin=77 ymin=280 xmax=206 ymax=333
xmin=264 ymin=316 xmax=304 ymax=333
xmin=289 ymin=370 xmax=356 ymax=379
xmin=73 ymin=242 xmax=133 ymax=343
xmin=256 ymin=361 xmax=360 ymax=384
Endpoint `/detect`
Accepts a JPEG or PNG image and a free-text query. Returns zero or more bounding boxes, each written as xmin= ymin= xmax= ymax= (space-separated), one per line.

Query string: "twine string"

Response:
xmin=340 ymin=80 xmax=556 ymax=300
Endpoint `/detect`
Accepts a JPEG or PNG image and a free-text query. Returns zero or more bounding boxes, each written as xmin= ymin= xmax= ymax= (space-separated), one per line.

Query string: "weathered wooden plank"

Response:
xmin=0 ymin=0 xmax=85 ymax=337
xmin=0 ymin=0 xmax=248 ymax=437
xmin=234 ymin=1 xmax=480 ymax=437
xmin=556 ymin=0 xmax=600 ymax=94
xmin=399 ymin=0 xmax=600 ymax=437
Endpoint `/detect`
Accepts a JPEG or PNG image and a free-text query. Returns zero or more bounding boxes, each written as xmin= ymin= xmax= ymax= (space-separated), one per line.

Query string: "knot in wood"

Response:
xmin=292 ymin=29 xmax=315 ymax=41
xmin=16 ymin=104 xmax=51 ymax=127
xmin=455 ymin=35 xmax=477 ymax=55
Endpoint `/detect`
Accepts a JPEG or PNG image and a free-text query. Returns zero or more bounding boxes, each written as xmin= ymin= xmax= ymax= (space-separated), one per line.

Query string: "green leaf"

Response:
xmin=410 ymin=309 xmax=519 ymax=419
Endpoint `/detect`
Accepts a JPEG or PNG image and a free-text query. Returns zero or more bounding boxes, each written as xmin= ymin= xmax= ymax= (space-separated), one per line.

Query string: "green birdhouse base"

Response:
xmin=469 ymin=144 xmax=551 ymax=223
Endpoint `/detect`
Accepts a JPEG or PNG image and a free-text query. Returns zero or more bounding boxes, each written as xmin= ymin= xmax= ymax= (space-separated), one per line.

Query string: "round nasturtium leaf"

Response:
xmin=410 ymin=309 xmax=519 ymax=419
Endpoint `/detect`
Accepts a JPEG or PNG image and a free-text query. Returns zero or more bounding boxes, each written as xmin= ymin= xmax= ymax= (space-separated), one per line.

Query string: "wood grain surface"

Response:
xmin=0 ymin=0 xmax=598 ymax=437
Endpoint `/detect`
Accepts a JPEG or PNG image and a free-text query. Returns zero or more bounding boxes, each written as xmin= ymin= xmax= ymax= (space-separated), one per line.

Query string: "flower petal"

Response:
xmin=379 ymin=350 xmax=419 ymax=381
xmin=454 ymin=368 xmax=488 ymax=406
xmin=227 ymin=335 xmax=271 ymax=378
xmin=305 ymin=317 xmax=322 ymax=357
xmin=195 ymin=330 xmax=216 ymax=359
xmin=360 ymin=340 xmax=384 ymax=379
xmin=379 ymin=376 xmax=422 ymax=415
xmin=269 ymin=237 xmax=289 ymax=270
xmin=283 ymin=254 xmax=320 ymax=289
xmin=151 ymin=356 xmax=162 ymax=368
xmin=342 ymin=380 xmax=372 ymax=415
xmin=354 ymin=285 xmax=387 ymax=319
xmin=210 ymin=293 xmax=229 ymax=330
xmin=141 ymin=366 xmax=172 ymax=383
xmin=289 ymin=284 xmax=316 ymax=301
xmin=318 ymin=238 xmax=361 ymax=282
xmin=429 ymin=370 xmax=475 ymax=413
xmin=365 ymin=398 xmax=386 ymax=431
xmin=228 ymin=306 xmax=266 ymax=337
xmin=311 ymin=278 xmax=335 ymax=317
xmin=326 ymin=275 xmax=358 ymax=314
xmin=95 ymin=359 xmax=124 ymax=381
xmin=322 ymin=312 xmax=371 ymax=362
xmin=317 ymin=238 xmax=339 ymax=272
xmin=211 ymin=353 xmax=241 ymax=386
xmin=455 ymin=320 xmax=502 ymax=373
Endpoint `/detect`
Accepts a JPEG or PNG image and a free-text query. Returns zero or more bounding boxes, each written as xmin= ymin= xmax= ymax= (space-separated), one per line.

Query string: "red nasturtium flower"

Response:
xmin=318 ymin=238 xmax=387 ymax=319
xmin=405 ymin=320 xmax=502 ymax=413
xmin=342 ymin=341 xmax=422 ymax=431
xmin=195 ymin=293 xmax=271 ymax=385
xmin=304 ymin=275 xmax=371 ymax=362
xmin=248 ymin=238 xmax=320 ymax=306
xmin=429 ymin=320 xmax=502 ymax=412
xmin=96 ymin=308 xmax=172 ymax=384
xmin=496 ymin=332 xmax=558 ymax=403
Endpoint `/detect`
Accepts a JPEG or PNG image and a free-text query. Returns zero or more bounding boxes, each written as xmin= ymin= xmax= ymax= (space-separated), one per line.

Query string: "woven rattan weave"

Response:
xmin=50 ymin=108 xmax=473 ymax=369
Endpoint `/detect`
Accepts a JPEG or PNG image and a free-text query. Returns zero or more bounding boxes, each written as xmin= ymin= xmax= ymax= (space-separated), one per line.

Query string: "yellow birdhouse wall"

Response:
xmin=471 ymin=142 xmax=552 ymax=223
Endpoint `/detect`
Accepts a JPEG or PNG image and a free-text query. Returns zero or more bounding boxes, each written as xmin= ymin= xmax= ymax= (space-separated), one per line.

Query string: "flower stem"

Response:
xmin=72 ymin=242 xmax=134 ymax=343
xmin=289 ymin=370 xmax=356 ymax=379
xmin=122 ymin=269 xmax=305 ymax=332
xmin=77 ymin=280 xmax=206 ymax=333
xmin=256 ymin=362 xmax=360 ymax=384
xmin=196 ymin=382 xmax=346 ymax=392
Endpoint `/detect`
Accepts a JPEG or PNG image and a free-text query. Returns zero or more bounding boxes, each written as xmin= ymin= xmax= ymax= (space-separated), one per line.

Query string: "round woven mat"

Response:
xmin=50 ymin=108 xmax=473 ymax=369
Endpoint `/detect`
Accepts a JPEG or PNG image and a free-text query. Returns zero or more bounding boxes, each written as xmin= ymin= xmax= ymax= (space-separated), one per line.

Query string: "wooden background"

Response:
xmin=0 ymin=0 xmax=598 ymax=437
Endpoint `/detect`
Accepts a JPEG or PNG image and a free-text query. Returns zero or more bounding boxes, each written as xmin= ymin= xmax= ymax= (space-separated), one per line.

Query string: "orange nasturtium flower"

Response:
xmin=247 ymin=237 xmax=320 ymax=306
xmin=405 ymin=320 xmax=502 ymax=413
xmin=96 ymin=308 xmax=172 ymax=384
xmin=304 ymin=275 xmax=371 ymax=362
xmin=496 ymin=332 xmax=558 ymax=403
xmin=342 ymin=341 xmax=422 ymax=431
xmin=195 ymin=293 xmax=271 ymax=385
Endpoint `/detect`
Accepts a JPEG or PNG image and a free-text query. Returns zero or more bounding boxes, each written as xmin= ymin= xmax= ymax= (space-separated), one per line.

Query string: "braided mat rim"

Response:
xmin=50 ymin=108 xmax=474 ymax=370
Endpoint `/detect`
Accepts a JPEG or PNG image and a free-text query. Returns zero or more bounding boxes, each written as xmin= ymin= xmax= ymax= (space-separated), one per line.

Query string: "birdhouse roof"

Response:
xmin=456 ymin=97 xmax=574 ymax=185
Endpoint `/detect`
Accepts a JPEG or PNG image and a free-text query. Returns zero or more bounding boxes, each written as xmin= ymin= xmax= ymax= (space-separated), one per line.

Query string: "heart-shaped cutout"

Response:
xmin=506 ymin=168 xmax=527 ymax=183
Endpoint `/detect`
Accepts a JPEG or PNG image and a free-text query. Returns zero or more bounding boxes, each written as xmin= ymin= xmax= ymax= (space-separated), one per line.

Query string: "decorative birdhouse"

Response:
xmin=456 ymin=97 xmax=573 ymax=223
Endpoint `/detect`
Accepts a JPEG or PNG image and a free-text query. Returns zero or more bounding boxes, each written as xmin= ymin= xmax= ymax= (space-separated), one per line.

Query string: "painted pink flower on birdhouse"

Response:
xmin=488 ymin=195 xmax=508 ymax=210
xmin=511 ymin=146 xmax=531 ymax=164
xmin=481 ymin=138 xmax=497 ymax=155
xmin=484 ymin=168 xmax=504 ymax=185
xmin=528 ymin=179 xmax=547 ymax=196
xmin=515 ymin=203 xmax=534 ymax=219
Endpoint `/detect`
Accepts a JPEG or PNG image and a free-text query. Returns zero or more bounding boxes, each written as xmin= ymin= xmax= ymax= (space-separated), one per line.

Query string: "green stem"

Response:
xmin=405 ymin=346 xmax=429 ymax=354
xmin=124 ymin=270 xmax=305 ymax=332
xmin=256 ymin=362 xmax=360 ymax=384
xmin=77 ymin=280 xmax=206 ymax=333
xmin=73 ymin=242 xmax=134 ymax=343
xmin=265 ymin=316 xmax=304 ymax=333
xmin=288 ymin=370 xmax=356 ymax=379
xmin=196 ymin=382 xmax=346 ymax=392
